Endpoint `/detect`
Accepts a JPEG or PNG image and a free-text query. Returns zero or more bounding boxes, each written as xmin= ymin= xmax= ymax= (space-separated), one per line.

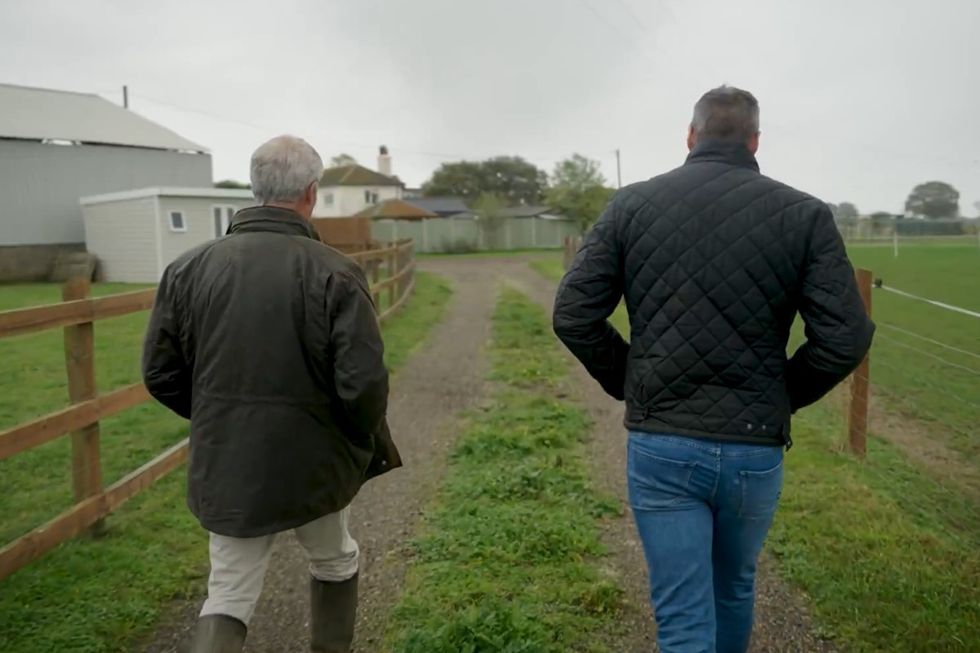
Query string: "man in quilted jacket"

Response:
xmin=553 ymin=86 xmax=874 ymax=653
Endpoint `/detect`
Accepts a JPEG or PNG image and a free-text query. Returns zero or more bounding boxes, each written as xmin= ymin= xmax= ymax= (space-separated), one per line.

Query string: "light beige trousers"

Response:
xmin=200 ymin=507 xmax=359 ymax=624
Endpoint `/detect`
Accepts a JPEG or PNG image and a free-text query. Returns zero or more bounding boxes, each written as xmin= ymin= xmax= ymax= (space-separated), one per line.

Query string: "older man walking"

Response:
xmin=143 ymin=135 xmax=400 ymax=653
xmin=553 ymin=87 xmax=874 ymax=652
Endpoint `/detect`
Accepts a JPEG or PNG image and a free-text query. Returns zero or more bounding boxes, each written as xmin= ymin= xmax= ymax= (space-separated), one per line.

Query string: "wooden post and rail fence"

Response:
xmin=563 ymin=235 xmax=874 ymax=459
xmin=0 ymin=239 xmax=415 ymax=582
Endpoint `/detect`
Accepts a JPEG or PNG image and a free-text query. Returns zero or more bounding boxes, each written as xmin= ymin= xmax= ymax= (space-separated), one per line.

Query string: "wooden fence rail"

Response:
xmin=0 ymin=239 xmax=416 ymax=582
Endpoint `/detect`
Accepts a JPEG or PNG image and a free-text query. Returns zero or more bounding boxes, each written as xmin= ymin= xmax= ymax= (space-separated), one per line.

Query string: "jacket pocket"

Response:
xmin=627 ymin=442 xmax=697 ymax=510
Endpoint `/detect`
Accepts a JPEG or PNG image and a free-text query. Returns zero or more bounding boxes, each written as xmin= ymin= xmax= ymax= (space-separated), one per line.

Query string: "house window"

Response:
xmin=169 ymin=211 xmax=187 ymax=232
xmin=364 ymin=190 xmax=379 ymax=205
xmin=323 ymin=192 xmax=334 ymax=206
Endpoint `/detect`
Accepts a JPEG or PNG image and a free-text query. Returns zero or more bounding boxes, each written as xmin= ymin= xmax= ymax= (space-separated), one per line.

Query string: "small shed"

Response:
xmin=80 ymin=187 xmax=255 ymax=282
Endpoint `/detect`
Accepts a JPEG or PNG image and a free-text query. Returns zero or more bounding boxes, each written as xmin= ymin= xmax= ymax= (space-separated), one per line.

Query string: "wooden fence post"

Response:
xmin=847 ymin=268 xmax=873 ymax=458
xmin=371 ymin=257 xmax=381 ymax=307
xmin=62 ymin=278 xmax=105 ymax=535
xmin=388 ymin=248 xmax=398 ymax=309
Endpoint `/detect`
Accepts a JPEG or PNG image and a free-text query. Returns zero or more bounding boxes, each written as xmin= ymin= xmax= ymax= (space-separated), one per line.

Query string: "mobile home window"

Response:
xmin=169 ymin=211 xmax=187 ymax=232
xmin=212 ymin=206 xmax=235 ymax=237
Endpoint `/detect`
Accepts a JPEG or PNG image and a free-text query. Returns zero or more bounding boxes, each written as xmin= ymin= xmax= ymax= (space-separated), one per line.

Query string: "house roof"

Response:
xmin=0 ymin=83 xmax=207 ymax=152
xmin=499 ymin=205 xmax=561 ymax=219
xmin=406 ymin=197 xmax=471 ymax=215
xmin=320 ymin=164 xmax=402 ymax=187
xmin=81 ymin=187 xmax=254 ymax=205
xmin=354 ymin=199 xmax=439 ymax=220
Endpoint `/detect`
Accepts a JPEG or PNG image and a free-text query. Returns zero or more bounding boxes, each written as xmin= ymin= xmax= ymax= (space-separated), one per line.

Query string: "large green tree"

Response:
xmin=835 ymin=202 xmax=860 ymax=222
xmin=214 ymin=179 xmax=251 ymax=189
xmin=870 ymin=211 xmax=894 ymax=225
xmin=422 ymin=156 xmax=548 ymax=204
xmin=473 ymin=192 xmax=506 ymax=249
xmin=546 ymin=154 xmax=614 ymax=233
xmin=905 ymin=181 xmax=960 ymax=219
xmin=329 ymin=153 xmax=358 ymax=167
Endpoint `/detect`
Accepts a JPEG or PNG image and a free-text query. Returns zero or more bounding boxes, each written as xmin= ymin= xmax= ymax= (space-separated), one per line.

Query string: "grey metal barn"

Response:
xmin=0 ymin=84 xmax=212 ymax=281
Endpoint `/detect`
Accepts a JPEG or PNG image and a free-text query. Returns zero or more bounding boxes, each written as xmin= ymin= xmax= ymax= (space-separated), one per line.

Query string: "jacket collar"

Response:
xmin=227 ymin=206 xmax=321 ymax=241
xmin=684 ymin=140 xmax=760 ymax=172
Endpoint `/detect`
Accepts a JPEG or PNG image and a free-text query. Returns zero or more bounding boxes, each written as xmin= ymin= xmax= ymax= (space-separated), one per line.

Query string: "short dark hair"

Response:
xmin=691 ymin=86 xmax=760 ymax=142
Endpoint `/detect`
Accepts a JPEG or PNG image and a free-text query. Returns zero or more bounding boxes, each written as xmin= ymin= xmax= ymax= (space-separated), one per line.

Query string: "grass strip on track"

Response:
xmin=385 ymin=287 xmax=623 ymax=653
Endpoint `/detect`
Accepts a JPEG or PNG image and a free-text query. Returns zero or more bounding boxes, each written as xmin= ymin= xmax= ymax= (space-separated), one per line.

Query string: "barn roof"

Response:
xmin=499 ymin=205 xmax=565 ymax=219
xmin=0 ymin=83 xmax=207 ymax=152
xmin=406 ymin=197 xmax=471 ymax=216
xmin=354 ymin=199 xmax=439 ymax=220
xmin=320 ymin=164 xmax=403 ymax=187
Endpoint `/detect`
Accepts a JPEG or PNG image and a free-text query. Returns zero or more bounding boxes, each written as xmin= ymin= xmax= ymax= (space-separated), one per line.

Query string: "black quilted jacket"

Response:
xmin=553 ymin=140 xmax=875 ymax=447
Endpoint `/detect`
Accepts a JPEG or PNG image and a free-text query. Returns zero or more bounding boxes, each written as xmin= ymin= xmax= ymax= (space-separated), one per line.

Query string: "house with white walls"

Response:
xmin=315 ymin=146 xmax=404 ymax=217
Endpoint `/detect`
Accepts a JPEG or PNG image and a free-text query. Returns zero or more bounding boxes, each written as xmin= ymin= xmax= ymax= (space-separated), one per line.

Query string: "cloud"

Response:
xmin=1 ymin=0 xmax=977 ymax=213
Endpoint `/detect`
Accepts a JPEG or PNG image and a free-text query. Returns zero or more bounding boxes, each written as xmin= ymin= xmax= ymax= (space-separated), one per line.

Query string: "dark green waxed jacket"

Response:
xmin=143 ymin=206 xmax=400 ymax=537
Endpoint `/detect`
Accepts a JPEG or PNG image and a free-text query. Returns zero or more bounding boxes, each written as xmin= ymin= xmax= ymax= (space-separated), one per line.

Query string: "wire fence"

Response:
xmin=823 ymin=272 xmax=980 ymax=527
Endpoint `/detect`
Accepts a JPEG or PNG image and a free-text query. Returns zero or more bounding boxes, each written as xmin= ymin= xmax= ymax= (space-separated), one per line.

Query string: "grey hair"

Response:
xmin=250 ymin=135 xmax=324 ymax=204
xmin=691 ymin=86 xmax=760 ymax=143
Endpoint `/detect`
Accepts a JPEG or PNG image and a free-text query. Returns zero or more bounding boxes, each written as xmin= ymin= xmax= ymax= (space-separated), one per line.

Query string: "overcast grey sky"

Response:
xmin=2 ymin=0 xmax=978 ymax=214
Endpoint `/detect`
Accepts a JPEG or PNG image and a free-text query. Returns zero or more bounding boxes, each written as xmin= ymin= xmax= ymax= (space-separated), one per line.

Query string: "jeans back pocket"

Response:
xmin=737 ymin=460 xmax=783 ymax=519
xmin=627 ymin=441 xmax=698 ymax=511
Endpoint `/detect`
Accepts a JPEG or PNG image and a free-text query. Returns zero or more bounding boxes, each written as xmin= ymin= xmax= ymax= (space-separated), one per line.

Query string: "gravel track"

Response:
xmin=144 ymin=256 xmax=834 ymax=653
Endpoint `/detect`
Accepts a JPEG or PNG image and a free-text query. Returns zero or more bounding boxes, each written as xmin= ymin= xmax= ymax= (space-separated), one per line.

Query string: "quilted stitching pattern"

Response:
xmin=554 ymin=141 xmax=875 ymax=445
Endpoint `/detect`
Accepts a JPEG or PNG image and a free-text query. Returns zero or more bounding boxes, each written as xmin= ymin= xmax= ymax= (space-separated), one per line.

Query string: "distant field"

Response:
xmin=846 ymin=243 xmax=980 ymax=461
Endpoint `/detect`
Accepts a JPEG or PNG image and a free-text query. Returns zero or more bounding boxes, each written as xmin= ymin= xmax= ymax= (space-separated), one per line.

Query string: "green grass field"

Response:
xmin=533 ymin=242 xmax=980 ymax=651
xmin=0 ymin=271 xmax=452 ymax=653
xmin=385 ymin=288 xmax=623 ymax=653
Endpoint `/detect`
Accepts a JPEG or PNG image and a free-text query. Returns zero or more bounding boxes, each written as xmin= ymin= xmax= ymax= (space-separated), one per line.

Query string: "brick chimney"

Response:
xmin=378 ymin=145 xmax=392 ymax=177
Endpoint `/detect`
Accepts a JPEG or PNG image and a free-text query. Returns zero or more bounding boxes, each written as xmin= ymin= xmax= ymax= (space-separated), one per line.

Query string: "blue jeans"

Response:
xmin=627 ymin=432 xmax=783 ymax=653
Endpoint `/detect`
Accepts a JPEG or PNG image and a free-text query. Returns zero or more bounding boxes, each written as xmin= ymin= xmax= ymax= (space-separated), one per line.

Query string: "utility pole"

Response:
xmin=615 ymin=149 xmax=622 ymax=189
xmin=122 ymin=85 xmax=129 ymax=109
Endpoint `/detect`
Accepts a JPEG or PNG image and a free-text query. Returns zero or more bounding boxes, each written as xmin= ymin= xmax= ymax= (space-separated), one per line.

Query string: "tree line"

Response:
xmin=833 ymin=180 xmax=968 ymax=222
xmin=420 ymin=154 xmax=614 ymax=233
xmin=217 ymin=154 xmax=974 ymax=230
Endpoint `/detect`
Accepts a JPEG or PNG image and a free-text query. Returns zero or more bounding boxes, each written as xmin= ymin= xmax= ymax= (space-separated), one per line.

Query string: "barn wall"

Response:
xmin=0 ymin=139 xmax=212 ymax=246
xmin=0 ymin=244 xmax=85 ymax=282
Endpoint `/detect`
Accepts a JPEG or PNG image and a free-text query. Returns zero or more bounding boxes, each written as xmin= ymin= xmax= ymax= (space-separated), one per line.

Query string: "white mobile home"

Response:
xmin=81 ymin=187 xmax=255 ymax=283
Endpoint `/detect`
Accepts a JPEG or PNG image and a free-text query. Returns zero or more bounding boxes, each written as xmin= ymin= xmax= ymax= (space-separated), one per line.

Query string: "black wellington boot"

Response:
xmin=187 ymin=614 xmax=247 ymax=653
xmin=310 ymin=573 xmax=358 ymax=653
